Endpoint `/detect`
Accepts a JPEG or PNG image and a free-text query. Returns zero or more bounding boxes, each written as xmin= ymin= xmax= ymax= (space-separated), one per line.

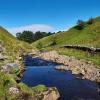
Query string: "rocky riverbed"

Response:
xmin=0 ymin=41 xmax=60 ymax=100
xmin=31 ymin=50 xmax=100 ymax=83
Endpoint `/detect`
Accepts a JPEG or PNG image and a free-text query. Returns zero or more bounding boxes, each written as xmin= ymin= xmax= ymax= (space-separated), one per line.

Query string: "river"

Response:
xmin=21 ymin=55 xmax=100 ymax=100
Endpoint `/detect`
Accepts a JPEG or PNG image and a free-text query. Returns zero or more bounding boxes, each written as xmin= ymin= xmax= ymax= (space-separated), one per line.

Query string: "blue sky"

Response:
xmin=0 ymin=0 xmax=100 ymax=35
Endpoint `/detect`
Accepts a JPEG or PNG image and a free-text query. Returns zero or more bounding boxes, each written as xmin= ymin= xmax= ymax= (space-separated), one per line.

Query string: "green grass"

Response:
xmin=0 ymin=26 xmax=32 ymax=60
xmin=18 ymin=83 xmax=46 ymax=96
xmin=57 ymin=48 xmax=100 ymax=66
xmin=0 ymin=26 xmax=48 ymax=99
xmin=32 ymin=84 xmax=46 ymax=93
xmin=0 ymin=72 xmax=17 ymax=99
xmin=32 ymin=16 xmax=100 ymax=48
xmin=32 ymin=16 xmax=100 ymax=65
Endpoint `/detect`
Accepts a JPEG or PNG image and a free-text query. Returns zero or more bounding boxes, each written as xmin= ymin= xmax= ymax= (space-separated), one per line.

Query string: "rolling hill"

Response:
xmin=32 ymin=16 xmax=100 ymax=48
xmin=32 ymin=16 xmax=100 ymax=65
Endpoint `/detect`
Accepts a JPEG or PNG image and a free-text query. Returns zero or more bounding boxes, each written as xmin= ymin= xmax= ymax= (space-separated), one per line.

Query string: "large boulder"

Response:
xmin=37 ymin=87 xmax=60 ymax=100
xmin=1 ymin=63 xmax=19 ymax=73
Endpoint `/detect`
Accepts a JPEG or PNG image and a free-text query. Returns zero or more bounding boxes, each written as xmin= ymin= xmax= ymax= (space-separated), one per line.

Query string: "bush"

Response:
xmin=87 ymin=17 xmax=95 ymax=24
xmin=75 ymin=20 xmax=85 ymax=30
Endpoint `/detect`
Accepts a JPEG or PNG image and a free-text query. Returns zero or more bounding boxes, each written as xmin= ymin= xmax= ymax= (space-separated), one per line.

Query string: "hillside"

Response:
xmin=0 ymin=26 xmax=32 ymax=60
xmin=32 ymin=17 xmax=100 ymax=48
xmin=32 ymin=17 xmax=100 ymax=65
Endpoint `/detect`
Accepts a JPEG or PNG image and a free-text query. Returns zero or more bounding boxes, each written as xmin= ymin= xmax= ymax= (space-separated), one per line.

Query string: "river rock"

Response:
xmin=34 ymin=50 xmax=100 ymax=83
xmin=37 ymin=87 xmax=60 ymax=100
xmin=9 ymin=87 xmax=19 ymax=95
xmin=30 ymin=49 xmax=40 ymax=56
xmin=1 ymin=63 xmax=19 ymax=73
xmin=39 ymin=51 xmax=59 ymax=61
xmin=55 ymin=65 xmax=68 ymax=71
xmin=71 ymin=67 xmax=80 ymax=75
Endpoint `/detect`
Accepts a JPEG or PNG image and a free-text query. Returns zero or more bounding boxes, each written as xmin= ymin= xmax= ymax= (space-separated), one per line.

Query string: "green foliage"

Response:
xmin=0 ymin=26 xmax=32 ymax=60
xmin=14 ymin=69 xmax=21 ymax=76
xmin=18 ymin=83 xmax=46 ymax=95
xmin=32 ymin=16 xmax=100 ymax=65
xmin=16 ymin=31 xmax=34 ymax=43
xmin=16 ymin=31 xmax=55 ymax=43
xmin=18 ymin=83 xmax=34 ymax=95
xmin=57 ymin=48 xmax=100 ymax=65
xmin=36 ymin=42 xmax=43 ymax=50
xmin=75 ymin=19 xmax=85 ymax=30
xmin=32 ymin=84 xmax=46 ymax=93
xmin=0 ymin=72 xmax=17 ymax=99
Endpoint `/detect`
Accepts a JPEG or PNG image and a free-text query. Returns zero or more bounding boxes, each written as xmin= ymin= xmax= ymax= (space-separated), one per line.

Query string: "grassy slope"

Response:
xmin=32 ymin=17 xmax=100 ymax=65
xmin=0 ymin=26 xmax=32 ymax=57
xmin=0 ymin=27 xmax=46 ymax=99
xmin=32 ymin=17 xmax=100 ymax=47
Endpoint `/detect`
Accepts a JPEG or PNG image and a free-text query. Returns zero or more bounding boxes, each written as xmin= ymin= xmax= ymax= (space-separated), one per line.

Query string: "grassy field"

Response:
xmin=32 ymin=17 xmax=100 ymax=65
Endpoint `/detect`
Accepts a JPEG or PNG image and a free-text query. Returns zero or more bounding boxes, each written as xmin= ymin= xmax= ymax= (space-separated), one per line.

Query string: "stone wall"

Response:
xmin=61 ymin=45 xmax=100 ymax=53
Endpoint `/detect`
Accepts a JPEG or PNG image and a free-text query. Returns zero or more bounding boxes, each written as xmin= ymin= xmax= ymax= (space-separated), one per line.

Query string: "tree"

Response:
xmin=16 ymin=31 xmax=55 ymax=43
xmin=76 ymin=20 xmax=85 ymax=30
xmin=16 ymin=32 xmax=22 ymax=40
xmin=16 ymin=31 xmax=35 ymax=43
xmin=34 ymin=31 xmax=47 ymax=41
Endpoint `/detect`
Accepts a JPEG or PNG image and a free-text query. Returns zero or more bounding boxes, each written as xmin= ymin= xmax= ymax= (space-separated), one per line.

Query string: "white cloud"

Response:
xmin=8 ymin=24 xmax=54 ymax=35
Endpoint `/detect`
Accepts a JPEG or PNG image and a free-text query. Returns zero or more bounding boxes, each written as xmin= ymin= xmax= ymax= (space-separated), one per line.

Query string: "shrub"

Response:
xmin=75 ymin=20 xmax=85 ymax=30
xmin=87 ymin=17 xmax=95 ymax=24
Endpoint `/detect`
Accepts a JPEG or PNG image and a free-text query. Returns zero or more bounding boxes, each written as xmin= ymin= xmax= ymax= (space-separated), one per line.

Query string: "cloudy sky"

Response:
xmin=0 ymin=0 xmax=100 ymax=35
